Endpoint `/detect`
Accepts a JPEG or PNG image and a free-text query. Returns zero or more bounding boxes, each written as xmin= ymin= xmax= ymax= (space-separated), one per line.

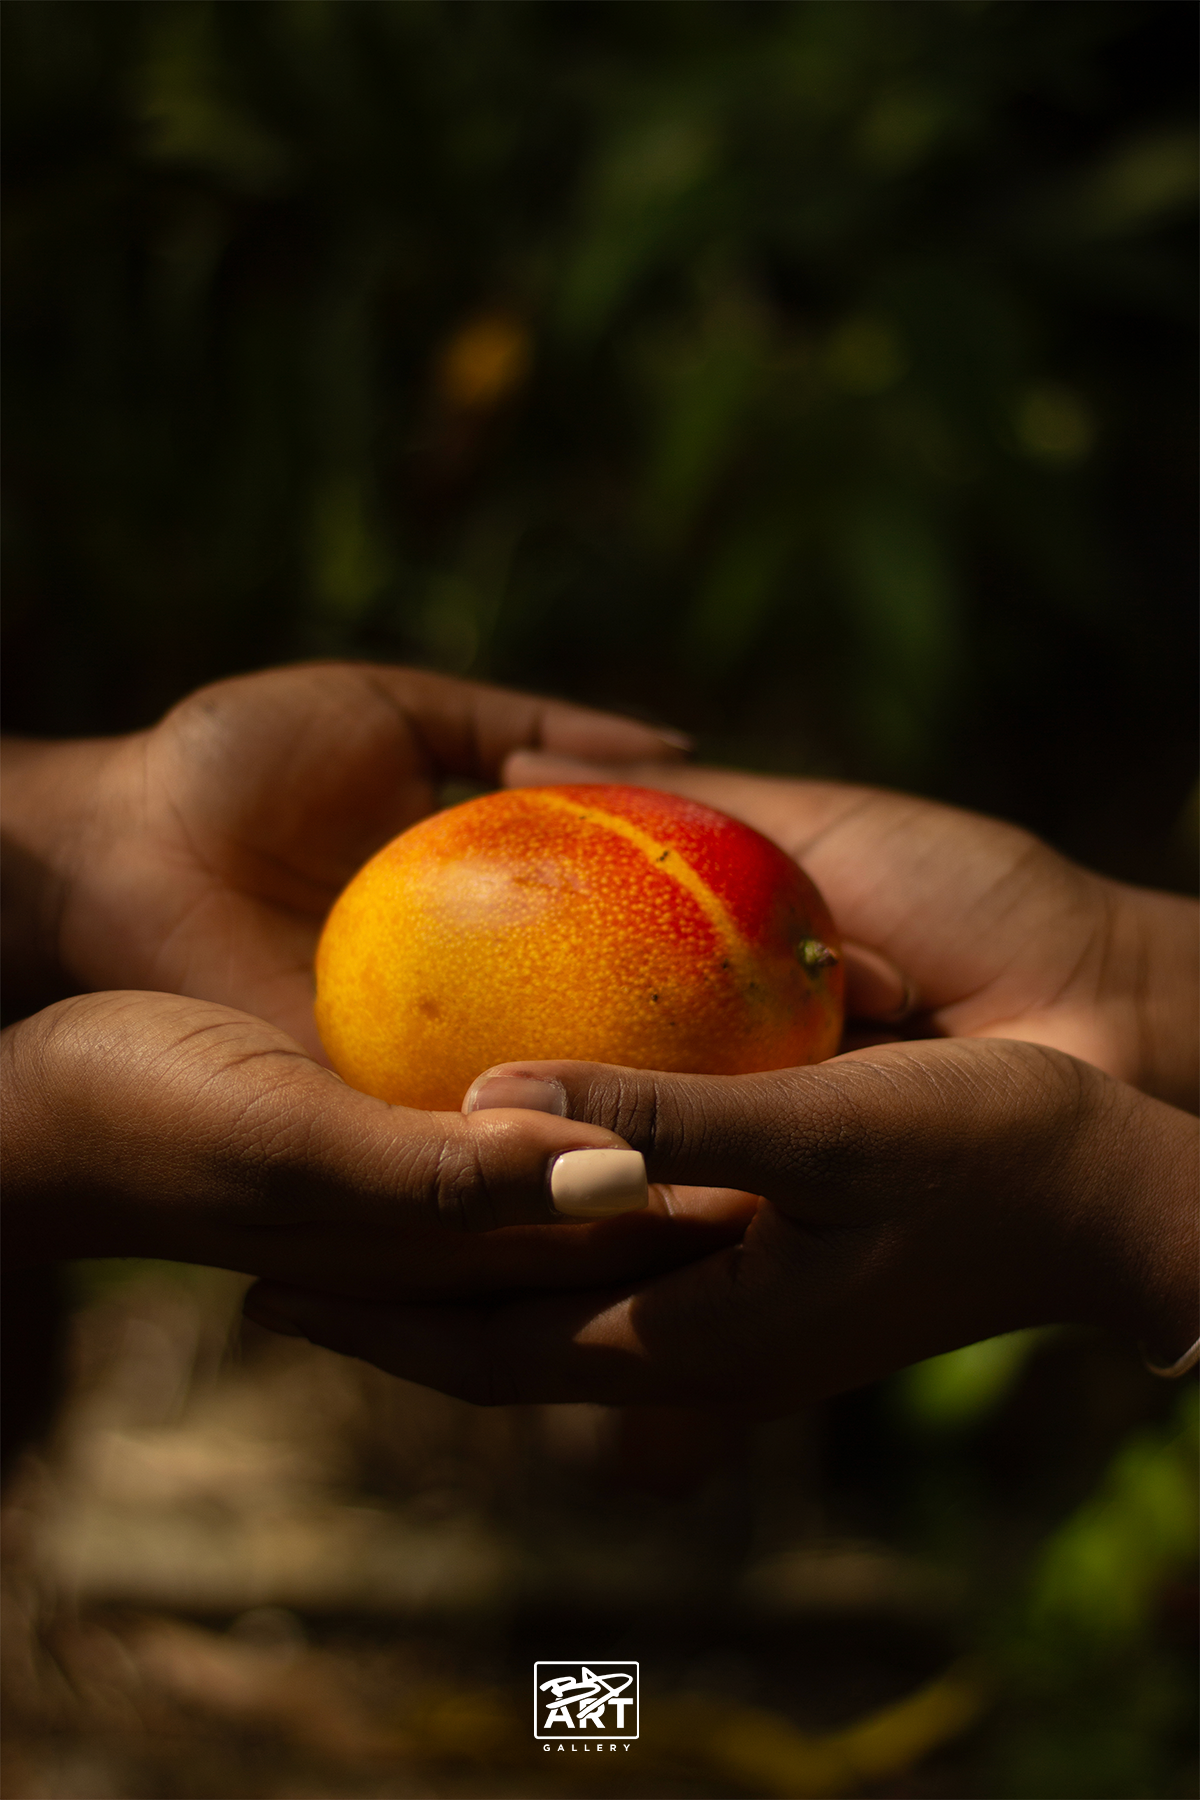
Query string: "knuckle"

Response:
xmin=582 ymin=1068 xmax=714 ymax=1167
xmin=211 ymin=1071 xmax=329 ymax=1208
xmin=177 ymin=1040 xmax=364 ymax=1213
xmin=429 ymin=1134 xmax=497 ymax=1234
xmin=593 ymin=1070 xmax=664 ymax=1152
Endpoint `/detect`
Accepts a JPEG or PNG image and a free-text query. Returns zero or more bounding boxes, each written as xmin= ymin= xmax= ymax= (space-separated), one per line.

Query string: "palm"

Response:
xmin=503 ymin=754 xmax=1192 ymax=1095
xmin=57 ymin=665 xmax=679 ymax=1055
xmin=664 ymin=773 xmax=1101 ymax=1036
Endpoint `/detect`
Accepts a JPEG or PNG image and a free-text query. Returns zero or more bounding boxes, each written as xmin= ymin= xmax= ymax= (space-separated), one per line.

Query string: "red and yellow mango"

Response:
xmin=315 ymin=784 xmax=843 ymax=1110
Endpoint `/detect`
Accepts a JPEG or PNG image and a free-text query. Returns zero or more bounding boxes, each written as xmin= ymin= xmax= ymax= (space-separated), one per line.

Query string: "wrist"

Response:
xmin=1106 ymin=881 xmax=1199 ymax=1113
xmin=1 ymin=736 xmax=127 ymax=1015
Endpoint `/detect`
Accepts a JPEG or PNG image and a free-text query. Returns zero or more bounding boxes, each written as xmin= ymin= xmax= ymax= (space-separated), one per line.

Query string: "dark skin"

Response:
xmin=3 ymin=668 xmax=1196 ymax=1409
xmin=243 ymin=1038 xmax=1198 ymax=1409
xmin=243 ymin=755 xmax=1199 ymax=1408
xmin=2 ymin=989 xmax=751 ymax=1296
xmin=499 ymin=753 xmax=1199 ymax=1112
xmin=2 ymin=665 xmax=691 ymax=1051
xmin=3 ymin=666 xmax=743 ymax=1290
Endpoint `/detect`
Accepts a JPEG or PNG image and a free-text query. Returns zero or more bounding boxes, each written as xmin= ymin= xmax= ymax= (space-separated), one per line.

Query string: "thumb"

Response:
xmin=463 ymin=1039 xmax=1085 ymax=1228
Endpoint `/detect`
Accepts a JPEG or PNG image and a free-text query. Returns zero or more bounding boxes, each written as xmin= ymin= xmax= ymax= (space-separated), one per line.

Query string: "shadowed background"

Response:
xmin=4 ymin=0 xmax=1197 ymax=880
xmin=2 ymin=4 xmax=1196 ymax=1798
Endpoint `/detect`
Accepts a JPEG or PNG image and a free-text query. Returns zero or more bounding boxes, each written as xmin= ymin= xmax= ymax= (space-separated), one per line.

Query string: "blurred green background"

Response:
xmin=3 ymin=0 xmax=1196 ymax=886
xmin=2 ymin=5 xmax=1196 ymax=1798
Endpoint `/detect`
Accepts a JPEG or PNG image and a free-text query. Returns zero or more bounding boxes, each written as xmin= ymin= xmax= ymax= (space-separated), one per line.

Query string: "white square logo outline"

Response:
xmin=533 ymin=1660 xmax=640 ymax=1739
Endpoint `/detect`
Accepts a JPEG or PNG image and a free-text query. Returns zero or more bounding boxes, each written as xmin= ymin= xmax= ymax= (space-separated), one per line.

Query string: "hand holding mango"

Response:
xmin=5 ymin=667 xmax=750 ymax=1287
xmin=3 ymin=661 xmax=1193 ymax=1402
xmin=252 ymin=751 xmax=1198 ymax=1407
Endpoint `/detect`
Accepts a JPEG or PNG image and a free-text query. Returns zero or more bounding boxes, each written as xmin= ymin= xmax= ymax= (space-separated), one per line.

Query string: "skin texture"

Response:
xmin=496 ymin=754 xmax=1200 ymax=1112
xmin=244 ymin=755 xmax=1199 ymax=1406
xmin=315 ymin=784 xmax=843 ymax=1109
xmin=3 ymin=991 xmax=749 ymax=1294
xmin=4 ymin=672 xmax=1195 ymax=1414
xmin=4 ymin=666 xmax=726 ymax=1295
xmin=244 ymin=1037 xmax=1199 ymax=1410
xmin=1 ymin=665 xmax=694 ymax=1052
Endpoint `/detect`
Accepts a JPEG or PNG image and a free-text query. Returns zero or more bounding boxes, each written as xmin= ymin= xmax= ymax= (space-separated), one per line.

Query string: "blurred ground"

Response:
xmin=4 ymin=1267 xmax=1194 ymax=1800
xmin=2 ymin=1266 xmax=1195 ymax=1800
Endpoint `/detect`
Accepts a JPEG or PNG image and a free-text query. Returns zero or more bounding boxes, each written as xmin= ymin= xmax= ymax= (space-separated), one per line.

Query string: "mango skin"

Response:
xmin=315 ymin=784 xmax=843 ymax=1110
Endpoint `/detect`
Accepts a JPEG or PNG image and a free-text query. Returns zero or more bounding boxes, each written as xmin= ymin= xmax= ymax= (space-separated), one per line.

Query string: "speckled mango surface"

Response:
xmin=314 ymin=784 xmax=843 ymax=1110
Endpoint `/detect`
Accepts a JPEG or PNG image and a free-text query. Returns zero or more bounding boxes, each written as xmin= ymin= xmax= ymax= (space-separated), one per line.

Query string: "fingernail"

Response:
xmin=549 ymin=1148 xmax=648 ymax=1219
xmin=880 ymin=981 xmax=918 ymax=1025
xmin=463 ymin=1072 xmax=567 ymax=1116
xmin=653 ymin=727 xmax=694 ymax=754
xmin=842 ymin=942 xmax=918 ymax=1024
xmin=243 ymin=1296 xmax=306 ymax=1339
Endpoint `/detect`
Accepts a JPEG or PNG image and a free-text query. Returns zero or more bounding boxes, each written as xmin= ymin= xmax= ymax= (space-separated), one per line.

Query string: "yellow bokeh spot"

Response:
xmin=436 ymin=314 xmax=532 ymax=411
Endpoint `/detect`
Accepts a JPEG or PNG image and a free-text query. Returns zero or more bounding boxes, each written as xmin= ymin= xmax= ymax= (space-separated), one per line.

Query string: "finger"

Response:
xmin=66 ymin=999 xmax=762 ymax=1304
xmin=241 ymin=1259 xmax=751 ymax=1407
xmin=461 ymin=1040 xmax=1082 ymax=1229
xmin=236 ymin=1182 xmax=757 ymax=1304
xmin=18 ymin=993 xmax=665 ymax=1271
xmin=233 ymin=1189 xmax=756 ymax=1304
xmin=241 ymin=1283 xmax=655 ymax=1400
xmin=364 ymin=669 xmax=691 ymax=779
xmin=243 ymin=1037 xmax=1121 ymax=1405
xmin=841 ymin=941 xmax=916 ymax=1021
xmin=243 ymin=1191 xmax=862 ymax=1407
xmin=245 ymin=1084 xmax=654 ymax=1238
xmin=501 ymin=750 xmax=862 ymax=853
xmin=463 ymin=1053 xmax=840 ymax=1211
xmin=501 ymin=751 xmax=1063 ymax=1016
xmin=157 ymin=668 xmax=688 ymax=902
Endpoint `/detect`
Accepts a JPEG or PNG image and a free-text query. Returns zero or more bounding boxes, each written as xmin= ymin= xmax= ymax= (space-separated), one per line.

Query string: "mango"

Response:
xmin=315 ymin=784 xmax=843 ymax=1109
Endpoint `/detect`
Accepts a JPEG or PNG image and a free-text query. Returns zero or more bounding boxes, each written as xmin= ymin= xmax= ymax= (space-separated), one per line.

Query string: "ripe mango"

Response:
xmin=315 ymin=784 xmax=843 ymax=1109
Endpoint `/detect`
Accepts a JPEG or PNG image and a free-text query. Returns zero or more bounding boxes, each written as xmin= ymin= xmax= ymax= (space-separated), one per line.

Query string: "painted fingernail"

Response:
xmin=549 ymin=1148 xmax=648 ymax=1219
xmin=463 ymin=1072 xmax=567 ymax=1116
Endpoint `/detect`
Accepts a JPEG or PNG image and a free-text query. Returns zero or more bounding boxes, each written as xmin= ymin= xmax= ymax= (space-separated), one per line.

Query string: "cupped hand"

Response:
xmin=2 ymin=994 xmax=749 ymax=1296
xmin=500 ymin=754 xmax=1198 ymax=1111
xmin=243 ymin=1044 xmax=1199 ymax=1408
xmin=1 ymin=665 xmax=686 ymax=1053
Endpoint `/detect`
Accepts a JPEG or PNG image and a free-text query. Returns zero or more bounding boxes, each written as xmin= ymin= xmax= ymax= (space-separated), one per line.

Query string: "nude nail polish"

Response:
xmin=549 ymin=1148 xmax=648 ymax=1219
